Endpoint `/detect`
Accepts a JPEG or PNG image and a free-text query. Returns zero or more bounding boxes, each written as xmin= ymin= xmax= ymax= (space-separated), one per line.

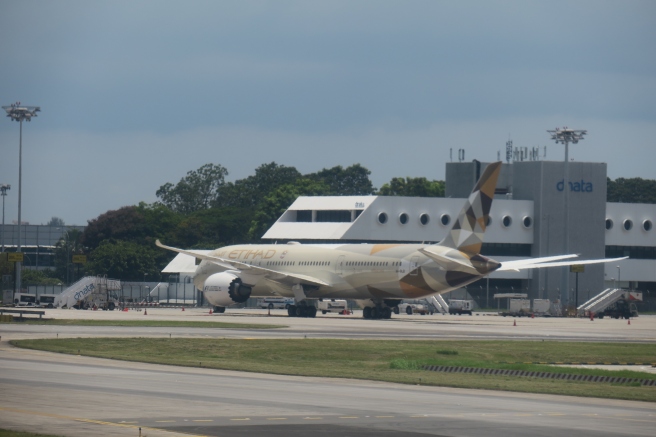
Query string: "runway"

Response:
xmin=1 ymin=309 xmax=655 ymax=436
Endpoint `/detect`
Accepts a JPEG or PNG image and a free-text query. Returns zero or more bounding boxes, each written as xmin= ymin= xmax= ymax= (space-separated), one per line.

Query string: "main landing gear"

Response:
xmin=362 ymin=305 xmax=392 ymax=319
xmin=287 ymin=303 xmax=317 ymax=318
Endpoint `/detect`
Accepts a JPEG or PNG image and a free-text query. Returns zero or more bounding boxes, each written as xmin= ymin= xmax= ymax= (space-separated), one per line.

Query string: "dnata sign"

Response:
xmin=557 ymin=179 xmax=593 ymax=193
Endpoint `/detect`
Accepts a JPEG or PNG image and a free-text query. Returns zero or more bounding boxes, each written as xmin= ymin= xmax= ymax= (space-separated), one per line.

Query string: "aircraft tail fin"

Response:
xmin=437 ymin=161 xmax=502 ymax=254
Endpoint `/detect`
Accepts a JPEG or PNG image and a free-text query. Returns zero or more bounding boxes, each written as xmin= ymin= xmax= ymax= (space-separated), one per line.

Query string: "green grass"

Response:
xmin=1 ymin=318 xmax=285 ymax=329
xmin=11 ymin=338 xmax=656 ymax=402
xmin=0 ymin=430 xmax=64 ymax=437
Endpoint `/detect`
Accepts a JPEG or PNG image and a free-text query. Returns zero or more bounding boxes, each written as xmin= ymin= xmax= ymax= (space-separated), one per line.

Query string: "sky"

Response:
xmin=0 ymin=0 xmax=654 ymax=226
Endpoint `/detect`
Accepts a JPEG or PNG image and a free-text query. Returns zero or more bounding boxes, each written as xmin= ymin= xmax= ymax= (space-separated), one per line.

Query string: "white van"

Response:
xmin=317 ymin=299 xmax=348 ymax=314
xmin=259 ymin=297 xmax=294 ymax=309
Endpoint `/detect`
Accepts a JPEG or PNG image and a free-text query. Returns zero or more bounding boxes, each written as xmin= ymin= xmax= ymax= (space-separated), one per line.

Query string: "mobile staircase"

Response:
xmin=577 ymin=288 xmax=632 ymax=317
xmin=55 ymin=276 xmax=122 ymax=310
xmin=428 ymin=295 xmax=449 ymax=314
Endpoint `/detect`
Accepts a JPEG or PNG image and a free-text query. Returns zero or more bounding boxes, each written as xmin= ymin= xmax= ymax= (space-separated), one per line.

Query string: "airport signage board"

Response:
xmin=7 ymin=252 xmax=23 ymax=262
xmin=570 ymin=264 xmax=585 ymax=273
xmin=72 ymin=255 xmax=87 ymax=264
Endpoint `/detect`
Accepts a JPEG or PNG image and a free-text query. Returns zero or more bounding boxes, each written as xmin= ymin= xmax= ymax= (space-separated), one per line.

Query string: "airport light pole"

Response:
xmin=3 ymin=102 xmax=40 ymax=295
xmin=617 ymin=265 xmax=621 ymax=289
xmin=1 ymin=184 xmax=9 ymax=253
xmin=547 ymin=127 xmax=586 ymax=311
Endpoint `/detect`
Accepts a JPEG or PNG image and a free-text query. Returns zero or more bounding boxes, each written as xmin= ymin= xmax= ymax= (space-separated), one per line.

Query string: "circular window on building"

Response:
xmin=399 ymin=213 xmax=409 ymax=225
xmin=605 ymin=218 xmax=613 ymax=230
xmin=419 ymin=213 xmax=430 ymax=225
xmin=623 ymin=219 xmax=633 ymax=231
xmin=440 ymin=214 xmax=450 ymax=226
xmin=502 ymin=216 xmax=512 ymax=227
xmin=643 ymin=220 xmax=652 ymax=231
xmin=378 ymin=212 xmax=388 ymax=224
xmin=522 ymin=216 xmax=532 ymax=229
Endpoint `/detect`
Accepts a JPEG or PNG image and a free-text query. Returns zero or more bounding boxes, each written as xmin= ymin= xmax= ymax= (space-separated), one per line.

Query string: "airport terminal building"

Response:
xmin=262 ymin=160 xmax=656 ymax=307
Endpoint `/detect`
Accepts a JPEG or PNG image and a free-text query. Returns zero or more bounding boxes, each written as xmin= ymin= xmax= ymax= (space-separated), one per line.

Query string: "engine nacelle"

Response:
xmin=202 ymin=272 xmax=252 ymax=307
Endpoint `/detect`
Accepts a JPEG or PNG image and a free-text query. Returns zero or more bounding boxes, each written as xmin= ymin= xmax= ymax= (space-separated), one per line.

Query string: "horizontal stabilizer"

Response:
xmin=498 ymin=255 xmax=628 ymax=272
xmin=418 ymin=248 xmax=479 ymax=274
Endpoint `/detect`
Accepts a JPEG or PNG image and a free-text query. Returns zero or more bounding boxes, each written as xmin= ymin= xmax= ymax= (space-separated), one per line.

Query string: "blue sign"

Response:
xmin=557 ymin=179 xmax=593 ymax=192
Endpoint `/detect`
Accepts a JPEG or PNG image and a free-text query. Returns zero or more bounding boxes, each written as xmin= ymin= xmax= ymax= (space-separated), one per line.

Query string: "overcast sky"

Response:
xmin=0 ymin=0 xmax=654 ymax=225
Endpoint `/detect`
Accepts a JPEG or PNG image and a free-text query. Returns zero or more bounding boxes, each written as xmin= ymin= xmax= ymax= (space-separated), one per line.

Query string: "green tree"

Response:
xmin=86 ymin=240 xmax=160 ymax=281
xmin=174 ymin=207 xmax=254 ymax=248
xmin=82 ymin=206 xmax=150 ymax=249
xmin=21 ymin=269 xmax=63 ymax=286
xmin=307 ymin=163 xmax=375 ymax=195
xmin=607 ymin=177 xmax=656 ymax=204
xmin=47 ymin=216 xmax=65 ymax=226
xmin=378 ymin=177 xmax=445 ymax=197
xmin=219 ymin=162 xmax=301 ymax=208
xmin=248 ymin=178 xmax=331 ymax=240
xmin=156 ymin=163 xmax=228 ymax=214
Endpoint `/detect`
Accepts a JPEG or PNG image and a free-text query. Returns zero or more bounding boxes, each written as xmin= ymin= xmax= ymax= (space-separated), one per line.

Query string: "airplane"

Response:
xmin=156 ymin=161 xmax=627 ymax=319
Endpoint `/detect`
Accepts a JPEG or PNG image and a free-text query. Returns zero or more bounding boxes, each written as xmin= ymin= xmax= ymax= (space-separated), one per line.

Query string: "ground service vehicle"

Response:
xmin=596 ymin=298 xmax=638 ymax=319
xmin=259 ymin=297 xmax=294 ymax=309
xmin=448 ymin=299 xmax=474 ymax=315
xmin=13 ymin=293 xmax=37 ymax=307
xmin=36 ymin=294 xmax=57 ymax=308
xmin=395 ymin=301 xmax=431 ymax=315
xmin=317 ymin=299 xmax=348 ymax=314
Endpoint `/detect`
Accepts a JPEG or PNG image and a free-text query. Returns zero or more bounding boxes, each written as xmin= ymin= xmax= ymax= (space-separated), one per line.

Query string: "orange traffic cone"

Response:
xmin=144 ymin=309 xmax=147 ymax=315
xmin=531 ymin=313 xmax=535 ymax=319
xmin=209 ymin=309 xmax=213 ymax=314
xmin=513 ymin=319 xmax=516 ymax=326
xmin=628 ymin=318 xmax=631 ymax=325
xmin=590 ymin=312 xmax=594 ymax=321
xmin=182 ymin=307 xmax=185 ymax=311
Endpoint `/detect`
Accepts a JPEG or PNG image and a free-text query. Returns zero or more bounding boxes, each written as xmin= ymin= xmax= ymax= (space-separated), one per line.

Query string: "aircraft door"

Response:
xmin=336 ymin=255 xmax=345 ymax=276
xmin=410 ymin=256 xmax=419 ymax=276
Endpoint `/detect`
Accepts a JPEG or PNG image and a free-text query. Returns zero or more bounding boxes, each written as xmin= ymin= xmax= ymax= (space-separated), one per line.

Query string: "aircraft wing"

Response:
xmin=498 ymin=255 xmax=628 ymax=272
xmin=155 ymin=240 xmax=332 ymax=287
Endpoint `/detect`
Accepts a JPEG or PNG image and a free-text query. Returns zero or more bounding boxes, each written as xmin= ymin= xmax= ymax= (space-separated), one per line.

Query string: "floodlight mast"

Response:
xmin=547 ymin=127 xmax=586 ymax=311
xmin=1 ymin=184 xmax=10 ymax=253
xmin=3 ymin=102 xmax=40 ymax=296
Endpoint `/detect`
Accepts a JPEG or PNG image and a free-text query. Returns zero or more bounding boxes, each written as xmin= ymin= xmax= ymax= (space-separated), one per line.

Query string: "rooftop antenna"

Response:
xmin=505 ymin=140 xmax=513 ymax=163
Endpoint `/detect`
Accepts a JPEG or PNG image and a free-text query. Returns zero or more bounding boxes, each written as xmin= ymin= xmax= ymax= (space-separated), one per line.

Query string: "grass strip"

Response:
xmin=0 ymin=430 xmax=64 ymax=437
xmin=11 ymin=338 xmax=656 ymax=402
xmin=1 ymin=319 xmax=284 ymax=329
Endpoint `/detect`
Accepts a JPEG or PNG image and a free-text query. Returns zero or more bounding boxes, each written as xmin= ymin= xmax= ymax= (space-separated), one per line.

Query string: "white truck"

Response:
xmin=317 ymin=299 xmax=348 ymax=314
xmin=448 ymin=299 xmax=474 ymax=315
xmin=36 ymin=294 xmax=57 ymax=308
xmin=13 ymin=293 xmax=37 ymax=307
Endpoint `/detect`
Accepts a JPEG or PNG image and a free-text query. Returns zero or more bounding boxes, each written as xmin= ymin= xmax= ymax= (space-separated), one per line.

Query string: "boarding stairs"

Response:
xmin=428 ymin=295 xmax=449 ymax=314
xmin=577 ymin=288 xmax=625 ymax=316
xmin=55 ymin=276 xmax=121 ymax=308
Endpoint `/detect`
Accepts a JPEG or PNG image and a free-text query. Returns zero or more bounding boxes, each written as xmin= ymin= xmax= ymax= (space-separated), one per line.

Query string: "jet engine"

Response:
xmin=202 ymin=272 xmax=252 ymax=307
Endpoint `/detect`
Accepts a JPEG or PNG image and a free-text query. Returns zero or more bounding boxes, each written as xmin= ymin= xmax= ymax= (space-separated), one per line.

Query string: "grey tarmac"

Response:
xmin=0 ymin=308 xmax=655 ymax=436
